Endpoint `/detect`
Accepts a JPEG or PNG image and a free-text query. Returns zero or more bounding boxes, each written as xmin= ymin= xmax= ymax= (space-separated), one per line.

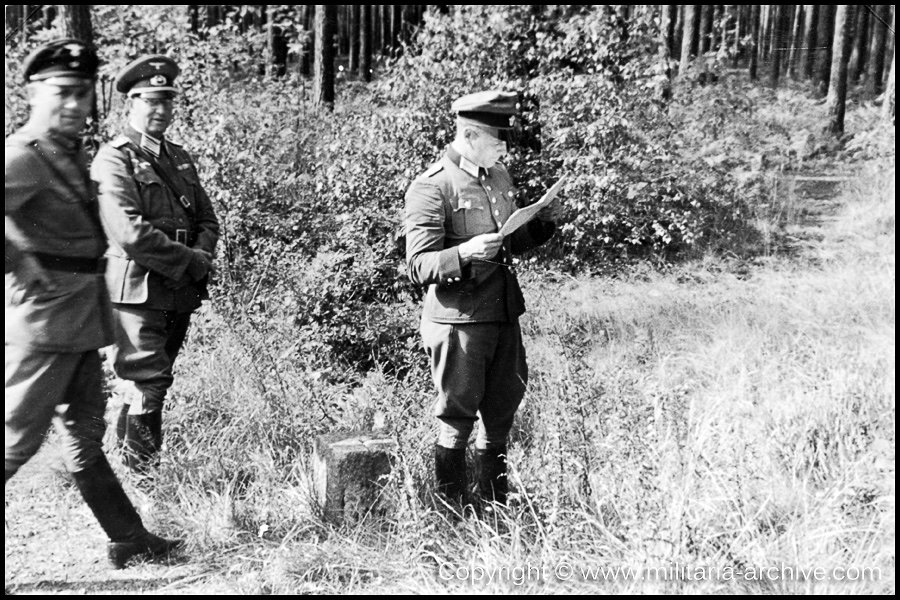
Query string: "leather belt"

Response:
xmin=34 ymin=252 xmax=105 ymax=273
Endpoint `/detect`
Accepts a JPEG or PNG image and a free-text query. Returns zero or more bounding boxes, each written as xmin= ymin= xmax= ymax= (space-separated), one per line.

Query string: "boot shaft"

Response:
xmin=476 ymin=445 xmax=508 ymax=505
xmin=434 ymin=445 xmax=468 ymax=506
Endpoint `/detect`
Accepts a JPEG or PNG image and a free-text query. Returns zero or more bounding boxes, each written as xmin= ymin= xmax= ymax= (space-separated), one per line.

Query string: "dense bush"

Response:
xmin=378 ymin=5 xmax=760 ymax=267
xmin=4 ymin=6 xmax=775 ymax=381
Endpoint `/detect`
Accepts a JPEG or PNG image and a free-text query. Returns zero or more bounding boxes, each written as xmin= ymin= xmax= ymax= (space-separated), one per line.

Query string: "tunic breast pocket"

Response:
xmin=450 ymin=193 xmax=495 ymax=236
xmin=133 ymin=169 xmax=171 ymax=215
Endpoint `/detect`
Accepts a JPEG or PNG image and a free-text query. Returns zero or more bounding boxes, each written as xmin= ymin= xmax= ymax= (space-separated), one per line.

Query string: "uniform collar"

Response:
xmin=446 ymin=145 xmax=488 ymax=179
xmin=20 ymin=123 xmax=82 ymax=154
xmin=126 ymin=124 xmax=165 ymax=158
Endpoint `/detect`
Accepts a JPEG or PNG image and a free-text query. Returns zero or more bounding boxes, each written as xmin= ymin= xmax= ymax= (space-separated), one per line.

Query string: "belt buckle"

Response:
xmin=175 ymin=229 xmax=188 ymax=245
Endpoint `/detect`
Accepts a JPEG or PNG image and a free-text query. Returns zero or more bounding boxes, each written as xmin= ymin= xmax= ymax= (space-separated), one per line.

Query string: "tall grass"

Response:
xmin=97 ymin=155 xmax=892 ymax=594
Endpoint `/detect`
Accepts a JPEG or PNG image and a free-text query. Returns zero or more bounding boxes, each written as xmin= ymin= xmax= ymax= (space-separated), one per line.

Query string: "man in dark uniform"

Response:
xmin=405 ymin=91 xmax=561 ymax=508
xmin=5 ymin=39 xmax=182 ymax=568
xmin=91 ymin=55 xmax=219 ymax=473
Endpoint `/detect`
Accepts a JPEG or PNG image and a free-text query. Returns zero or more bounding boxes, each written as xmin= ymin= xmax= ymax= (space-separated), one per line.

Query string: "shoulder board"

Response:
xmin=5 ymin=131 xmax=37 ymax=148
xmin=109 ymin=136 xmax=130 ymax=149
xmin=422 ymin=162 xmax=444 ymax=178
xmin=165 ymin=138 xmax=183 ymax=148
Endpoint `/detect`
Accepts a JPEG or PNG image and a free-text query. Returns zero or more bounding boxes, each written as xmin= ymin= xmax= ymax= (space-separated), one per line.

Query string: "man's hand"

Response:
xmin=170 ymin=249 xmax=214 ymax=289
xmin=186 ymin=248 xmax=214 ymax=281
xmin=164 ymin=273 xmax=192 ymax=290
xmin=458 ymin=233 xmax=504 ymax=265
xmin=537 ymin=198 xmax=562 ymax=222
xmin=15 ymin=253 xmax=55 ymax=293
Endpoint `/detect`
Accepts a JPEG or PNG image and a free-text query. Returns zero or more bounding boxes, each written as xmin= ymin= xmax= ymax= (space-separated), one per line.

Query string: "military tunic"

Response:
xmin=91 ymin=126 xmax=219 ymax=413
xmin=405 ymin=146 xmax=554 ymax=449
xmin=5 ymin=126 xmax=114 ymax=474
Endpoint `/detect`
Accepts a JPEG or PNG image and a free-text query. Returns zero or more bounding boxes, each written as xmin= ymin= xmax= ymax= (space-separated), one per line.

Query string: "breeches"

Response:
xmin=5 ymin=346 xmax=107 ymax=474
xmin=421 ymin=319 xmax=528 ymax=450
xmin=109 ymin=306 xmax=191 ymax=414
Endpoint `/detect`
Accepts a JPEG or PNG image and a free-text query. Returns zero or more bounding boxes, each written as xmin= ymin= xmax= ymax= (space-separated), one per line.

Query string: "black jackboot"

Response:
xmin=115 ymin=404 xmax=129 ymax=446
xmin=434 ymin=445 xmax=468 ymax=507
xmin=124 ymin=411 xmax=162 ymax=473
xmin=476 ymin=446 xmax=509 ymax=505
xmin=70 ymin=458 xmax=183 ymax=568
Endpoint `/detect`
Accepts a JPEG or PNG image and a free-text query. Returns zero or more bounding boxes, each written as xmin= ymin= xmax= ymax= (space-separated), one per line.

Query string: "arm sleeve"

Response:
xmin=91 ymin=146 xmax=194 ymax=280
xmin=5 ymin=146 xmax=41 ymax=272
xmin=405 ymin=180 xmax=465 ymax=286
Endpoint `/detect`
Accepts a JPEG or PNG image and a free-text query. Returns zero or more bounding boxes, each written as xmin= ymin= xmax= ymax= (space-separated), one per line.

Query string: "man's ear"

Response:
xmin=25 ymin=82 xmax=39 ymax=106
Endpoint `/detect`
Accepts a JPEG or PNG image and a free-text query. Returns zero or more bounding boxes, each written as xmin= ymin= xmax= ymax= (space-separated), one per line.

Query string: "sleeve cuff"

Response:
xmin=437 ymin=247 xmax=464 ymax=284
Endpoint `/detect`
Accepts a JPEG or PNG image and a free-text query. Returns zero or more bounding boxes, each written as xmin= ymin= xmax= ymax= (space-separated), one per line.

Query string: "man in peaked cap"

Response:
xmin=405 ymin=90 xmax=562 ymax=510
xmin=91 ymin=55 xmax=219 ymax=475
xmin=6 ymin=39 xmax=182 ymax=570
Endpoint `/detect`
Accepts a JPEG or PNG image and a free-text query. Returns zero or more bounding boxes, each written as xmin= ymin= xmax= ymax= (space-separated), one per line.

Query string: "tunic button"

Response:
xmin=494 ymin=210 xmax=500 ymax=216
xmin=492 ymin=197 xmax=497 ymax=203
xmin=486 ymin=186 xmax=492 ymax=191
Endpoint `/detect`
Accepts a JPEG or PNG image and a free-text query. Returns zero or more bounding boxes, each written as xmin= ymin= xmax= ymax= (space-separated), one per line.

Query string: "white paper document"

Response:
xmin=499 ymin=175 xmax=567 ymax=236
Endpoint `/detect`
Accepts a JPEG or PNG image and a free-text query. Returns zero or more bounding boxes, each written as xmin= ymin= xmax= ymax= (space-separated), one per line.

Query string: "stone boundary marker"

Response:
xmin=313 ymin=430 xmax=398 ymax=524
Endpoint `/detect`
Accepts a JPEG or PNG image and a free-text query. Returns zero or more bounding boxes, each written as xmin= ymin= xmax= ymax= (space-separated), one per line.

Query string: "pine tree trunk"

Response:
xmin=659 ymin=4 xmax=677 ymax=101
xmin=769 ymin=4 xmax=791 ymax=87
xmin=700 ymin=4 xmax=713 ymax=54
xmin=883 ymin=46 xmax=895 ymax=122
xmin=848 ymin=5 xmax=870 ymax=85
xmin=6 ymin=6 xmax=23 ymax=40
xmin=58 ymin=5 xmax=94 ymax=42
xmin=663 ymin=4 xmax=678 ymax=65
xmin=690 ymin=4 xmax=702 ymax=58
xmin=349 ymin=4 xmax=360 ymax=74
xmin=827 ymin=5 xmax=856 ymax=137
xmin=188 ymin=5 xmax=200 ymax=34
xmin=680 ymin=5 xmax=698 ymax=74
xmin=42 ymin=5 xmax=57 ymax=29
xmin=359 ymin=5 xmax=372 ymax=82
xmin=798 ymin=4 xmax=818 ymax=80
xmin=867 ymin=5 xmax=890 ymax=96
xmin=730 ymin=4 xmax=741 ymax=66
xmin=300 ymin=5 xmax=315 ymax=77
xmin=760 ymin=5 xmax=772 ymax=61
xmin=390 ymin=5 xmax=401 ymax=56
xmin=886 ymin=8 xmax=896 ymax=87
xmin=749 ymin=4 xmax=761 ymax=80
xmin=813 ymin=4 xmax=836 ymax=95
xmin=313 ymin=5 xmax=336 ymax=109
xmin=400 ymin=4 xmax=412 ymax=45
xmin=381 ymin=4 xmax=392 ymax=54
xmin=673 ymin=5 xmax=684 ymax=58
xmin=372 ymin=5 xmax=381 ymax=53
xmin=786 ymin=5 xmax=803 ymax=78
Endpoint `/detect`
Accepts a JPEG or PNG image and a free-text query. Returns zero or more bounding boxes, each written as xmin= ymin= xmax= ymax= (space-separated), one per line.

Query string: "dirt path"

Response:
xmin=5 ymin=439 xmax=209 ymax=595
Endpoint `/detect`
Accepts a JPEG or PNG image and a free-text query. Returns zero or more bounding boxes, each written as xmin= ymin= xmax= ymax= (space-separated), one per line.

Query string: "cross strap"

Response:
xmin=123 ymin=140 xmax=197 ymax=224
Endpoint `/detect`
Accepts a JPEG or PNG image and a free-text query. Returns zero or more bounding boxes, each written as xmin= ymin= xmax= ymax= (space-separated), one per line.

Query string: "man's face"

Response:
xmin=468 ymin=126 xmax=509 ymax=169
xmin=27 ymin=80 xmax=94 ymax=138
xmin=129 ymin=95 xmax=174 ymax=137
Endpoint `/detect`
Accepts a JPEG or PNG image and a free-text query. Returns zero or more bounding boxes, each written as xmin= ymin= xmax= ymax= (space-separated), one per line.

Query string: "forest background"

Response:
xmin=4 ymin=4 xmax=896 ymax=594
